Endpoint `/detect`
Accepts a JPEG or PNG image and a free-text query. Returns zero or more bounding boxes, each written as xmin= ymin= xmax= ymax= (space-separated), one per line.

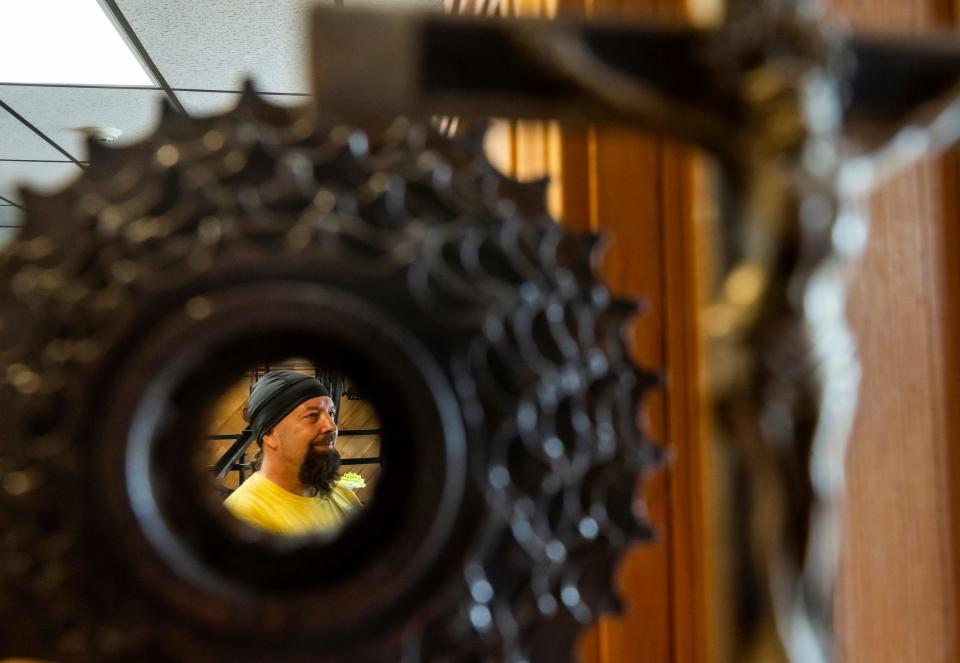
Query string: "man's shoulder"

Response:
xmin=223 ymin=476 xmax=280 ymax=530
xmin=332 ymin=480 xmax=362 ymax=506
xmin=224 ymin=474 xmax=268 ymax=508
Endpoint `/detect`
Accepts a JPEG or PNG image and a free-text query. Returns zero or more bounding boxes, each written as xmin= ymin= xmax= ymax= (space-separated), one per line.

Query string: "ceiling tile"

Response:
xmin=0 ymin=161 xmax=83 ymax=204
xmin=0 ymin=85 xmax=166 ymax=162
xmin=0 ymin=95 xmax=66 ymax=160
xmin=0 ymin=205 xmax=23 ymax=226
xmin=116 ymin=0 xmax=321 ymax=93
xmin=116 ymin=1 xmax=443 ymax=95
xmin=177 ymin=90 xmax=308 ymax=116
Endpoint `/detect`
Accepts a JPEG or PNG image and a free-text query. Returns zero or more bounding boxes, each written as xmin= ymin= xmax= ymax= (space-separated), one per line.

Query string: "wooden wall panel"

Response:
xmin=586 ymin=127 xmax=674 ymax=663
xmin=553 ymin=1 xmax=712 ymax=661
xmin=553 ymin=3 xmax=712 ymax=659
xmin=570 ymin=134 xmax=711 ymax=663
xmin=490 ymin=0 xmax=714 ymax=660
xmin=660 ymin=144 xmax=714 ymax=663
xmin=826 ymin=1 xmax=960 ymax=662
xmin=566 ymin=0 xmax=712 ymax=660
xmin=836 ymin=161 xmax=960 ymax=662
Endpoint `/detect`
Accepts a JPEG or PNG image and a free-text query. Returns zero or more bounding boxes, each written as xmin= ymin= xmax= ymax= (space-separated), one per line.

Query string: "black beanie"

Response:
xmin=246 ymin=370 xmax=331 ymax=445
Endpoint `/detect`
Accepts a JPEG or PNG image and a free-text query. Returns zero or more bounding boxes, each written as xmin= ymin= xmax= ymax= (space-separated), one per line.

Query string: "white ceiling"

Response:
xmin=116 ymin=0 xmax=322 ymax=93
xmin=0 ymin=102 xmax=66 ymax=161
xmin=1 ymin=85 xmax=166 ymax=161
xmin=0 ymin=0 xmax=441 ymax=245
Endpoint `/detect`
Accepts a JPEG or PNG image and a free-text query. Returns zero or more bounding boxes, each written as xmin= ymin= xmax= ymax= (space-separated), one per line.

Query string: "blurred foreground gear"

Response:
xmin=0 ymin=88 xmax=662 ymax=662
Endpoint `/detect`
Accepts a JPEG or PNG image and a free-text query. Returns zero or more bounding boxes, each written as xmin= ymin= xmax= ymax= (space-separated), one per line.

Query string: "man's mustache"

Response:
xmin=313 ymin=431 xmax=338 ymax=446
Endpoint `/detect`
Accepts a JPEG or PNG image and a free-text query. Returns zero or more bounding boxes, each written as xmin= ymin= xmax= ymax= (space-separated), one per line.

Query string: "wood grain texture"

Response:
xmin=589 ymin=125 xmax=673 ymax=663
xmin=576 ymin=135 xmax=711 ymax=663
xmin=660 ymin=142 xmax=713 ymax=663
xmin=549 ymin=0 xmax=712 ymax=661
xmin=567 ymin=0 xmax=713 ymax=660
xmin=556 ymin=100 xmax=712 ymax=663
xmin=826 ymin=2 xmax=960 ymax=662
xmin=837 ymin=157 xmax=960 ymax=663
xmin=489 ymin=0 xmax=713 ymax=658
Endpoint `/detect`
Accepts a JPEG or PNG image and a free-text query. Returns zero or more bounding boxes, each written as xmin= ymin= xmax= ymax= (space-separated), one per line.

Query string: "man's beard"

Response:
xmin=299 ymin=445 xmax=341 ymax=497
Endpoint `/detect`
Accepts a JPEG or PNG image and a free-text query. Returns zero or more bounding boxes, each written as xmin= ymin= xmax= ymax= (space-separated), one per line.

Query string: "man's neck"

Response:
xmin=258 ymin=457 xmax=307 ymax=496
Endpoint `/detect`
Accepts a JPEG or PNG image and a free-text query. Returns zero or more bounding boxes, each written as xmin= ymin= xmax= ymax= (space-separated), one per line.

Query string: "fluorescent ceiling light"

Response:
xmin=0 ymin=0 xmax=153 ymax=86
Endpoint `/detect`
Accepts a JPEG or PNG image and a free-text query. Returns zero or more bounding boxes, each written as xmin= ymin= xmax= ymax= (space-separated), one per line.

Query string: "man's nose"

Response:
xmin=319 ymin=414 xmax=337 ymax=434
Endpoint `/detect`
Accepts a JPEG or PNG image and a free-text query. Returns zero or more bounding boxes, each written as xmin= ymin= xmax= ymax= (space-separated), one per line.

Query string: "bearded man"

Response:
xmin=224 ymin=370 xmax=361 ymax=535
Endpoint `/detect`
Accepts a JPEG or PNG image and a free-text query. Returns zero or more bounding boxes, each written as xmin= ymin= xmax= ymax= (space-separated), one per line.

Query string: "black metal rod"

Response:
xmin=212 ymin=429 xmax=254 ymax=479
xmin=0 ymin=99 xmax=87 ymax=168
xmin=97 ymin=0 xmax=188 ymax=116
xmin=341 ymin=457 xmax=381 ymax=465
xmin=0 ymin=158 xmax=89 ymax=163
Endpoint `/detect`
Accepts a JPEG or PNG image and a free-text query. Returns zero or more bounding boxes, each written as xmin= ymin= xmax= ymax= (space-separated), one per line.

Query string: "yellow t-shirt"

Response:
xmin=223 ymin=472 xmax=361 ymax=535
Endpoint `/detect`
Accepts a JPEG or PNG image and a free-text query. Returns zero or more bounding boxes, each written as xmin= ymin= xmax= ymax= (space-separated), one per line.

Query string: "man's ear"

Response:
xmin=261 ymin=428 xmax=279 ymax=450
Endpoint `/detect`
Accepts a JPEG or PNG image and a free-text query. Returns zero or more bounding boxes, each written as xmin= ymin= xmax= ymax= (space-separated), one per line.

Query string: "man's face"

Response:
xmin=264 ymin=395 xmax=338 ymax=468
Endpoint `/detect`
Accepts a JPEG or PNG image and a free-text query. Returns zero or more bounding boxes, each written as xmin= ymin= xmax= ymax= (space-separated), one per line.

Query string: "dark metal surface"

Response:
xmin=340 ymin=457 xmax=381 ymax=466
xmin=0 ymin=89 xmax=662 ymax=661
xmin=212 ymin=428 xmax=253 ymax=480
xmin=0 ymin=98 xmax=88 ymax=168
xmin=312 ymin=7 xmax=960 ymax=154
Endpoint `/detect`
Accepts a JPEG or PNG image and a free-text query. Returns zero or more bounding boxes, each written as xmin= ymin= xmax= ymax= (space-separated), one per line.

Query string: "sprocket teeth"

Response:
xmin=83 ymin=135 xmax=116 ymax=165
xmin=85 ymin=143 xmax=153 ymax=186
xmin=608 ymin=296 xmax=645 ymax=321
xmin=643 ymin=443 xmax=671 ymax=471
xmin=0 ymin=105 xmax=666 ymax=663
xmin=239 ymin=78 xmax=259 ymax=98
xmin=632 ymin=517 xmax=656 ymax=541
xmin=495 ymin=175 xmax=549 ymax=218
xmin=580 ymin=230 xmax=604 ymax=253
xmin=455 ymin=119 xmax=490 ymax=152
xmin=233 ymin=79 xmax=294 ymax=127
xmin=433 ymin=119 xmax=491 ymax=167
xmin=17 ymin=187 xmax=80 ymax=247
xmin=554 ymin=231 xmax=606 ymax=284
xmin=633 ymin=367 xmax=665 ymax=392
xmin=17 ymin=189 xmax=54 ymax=237
xmin=235 ymin=79 xmax=265 ymax=118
